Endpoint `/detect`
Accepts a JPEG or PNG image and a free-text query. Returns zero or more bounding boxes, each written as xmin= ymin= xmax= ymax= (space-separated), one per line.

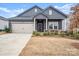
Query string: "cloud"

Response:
xmin=0 ymin=7 xmax=11 ymax=12
xmin=54 ymin=3 xmax=76 ymax=14
xmin=0 ymin=7 xmax=25 ymax=18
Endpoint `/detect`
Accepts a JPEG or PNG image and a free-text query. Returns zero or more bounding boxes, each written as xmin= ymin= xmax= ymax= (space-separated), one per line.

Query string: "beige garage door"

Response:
xmin=12 ymin=23 xmax=33 ymax=33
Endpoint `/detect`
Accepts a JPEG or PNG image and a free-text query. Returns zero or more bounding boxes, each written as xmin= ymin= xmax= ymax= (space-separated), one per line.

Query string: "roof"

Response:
xmin=0 ymin=16 xmax=7 ymax=21
xmin=33 ymin=13 xmax=48 ymax=18
xmin=8 ymin=17 xmax=33 ymax=21
xmin=9 ymin=5 xmax=67 ymax=20
xmin=42 ymin=6 xmax=67 ymax=18
xmin=16 ymin=5 xmax=43 ymax=17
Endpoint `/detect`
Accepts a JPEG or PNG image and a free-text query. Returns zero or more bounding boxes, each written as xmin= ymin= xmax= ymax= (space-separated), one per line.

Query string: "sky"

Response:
xmin=0 ymin=3 xmax=76 ymax=18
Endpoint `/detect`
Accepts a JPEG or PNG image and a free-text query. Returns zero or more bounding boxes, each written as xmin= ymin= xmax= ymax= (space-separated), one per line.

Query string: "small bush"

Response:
xmin=43 ymin=32 xmax=49 ymax=36
xmin=60 ymin=31 xmax=73 ymax=37
xmin=75 ymin=34 xmax=79 ymax=39
xmin=4 ymin=27 xmax=11 ymax=33
xmin=73 ymin=32 xmax=79 ymax=39
xmin=32 ymin=31 xmax=35 ymax=36
xmin=59 ymin=32 xmax=65 ymax=37
xmin=54 ymin=31 xmax=58 ymax=35
xmin=0 ymin=29 xmax=4 ymax=32
xmin=49 ymin=30 xmax=58 ymax=35
xmin=77 ymin=31 xmax=79 ymax=34
xmin=50 ymin=32 xmax=54 ymax=35
xmin=33 ymin=31 xmax=41 ymax=36
xmin=35 ymin=32 xmax=40 ymax=36
xmin=68 ymin=31 xmax=73 ymax=36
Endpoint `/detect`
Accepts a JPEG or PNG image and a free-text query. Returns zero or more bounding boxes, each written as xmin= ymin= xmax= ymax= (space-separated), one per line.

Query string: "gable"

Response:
xmin=17 ymin=6 xmax=43 ymax=17
xmin=43 ymin=7 xmax=67 ymax=19
xmin=34 ymin=13 xmax=48 ymax=19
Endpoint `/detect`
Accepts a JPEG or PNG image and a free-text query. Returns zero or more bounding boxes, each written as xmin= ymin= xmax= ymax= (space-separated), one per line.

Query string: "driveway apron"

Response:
xmin=0 ymin=33 xmax=32 ymax=56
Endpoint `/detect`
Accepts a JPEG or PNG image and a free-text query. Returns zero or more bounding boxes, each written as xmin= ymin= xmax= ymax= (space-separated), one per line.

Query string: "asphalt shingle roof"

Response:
xmin=0 ymin=16 xmax=7 ymax=21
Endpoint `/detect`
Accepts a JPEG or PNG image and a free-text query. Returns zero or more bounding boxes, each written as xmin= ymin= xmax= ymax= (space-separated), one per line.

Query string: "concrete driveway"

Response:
xmin=0 ymin=33 xmax=32 ymax=56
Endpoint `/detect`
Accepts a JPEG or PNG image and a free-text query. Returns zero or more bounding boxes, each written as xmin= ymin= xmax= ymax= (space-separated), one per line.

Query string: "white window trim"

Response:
xmin=54 ymin=22 xmax=58 ymax=30
xmin=49 ymin=22 xmax=58 ymax=30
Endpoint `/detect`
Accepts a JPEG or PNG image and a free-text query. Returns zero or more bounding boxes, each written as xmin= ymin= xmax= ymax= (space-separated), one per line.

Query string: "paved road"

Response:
xmin=0 ymin=33 xmax=32 ymax=56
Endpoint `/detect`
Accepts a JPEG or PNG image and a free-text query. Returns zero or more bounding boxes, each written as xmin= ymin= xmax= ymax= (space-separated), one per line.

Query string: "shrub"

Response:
xmin=59 ymin=32 xmax=66 ymax=37
xmin=0 ymin=29 xmax=4 ymax=32
xmin=68 ymin=31 xmax=73 ymax=35
xmin=60 ymin=31 xmax=73 ymax=37
xmin=54 ymin=31 xmax=58 ymax=35
xmin=73 ymin=32 xmax=79 ymax=39
xmin=50 ymin=32 xmax=54 ymax=35
xmin=75 ymin=34 xmax=79 ymax=39
xmin=49 ymin=30 xmax=58 ymax=35
xmin=35 ymin=32 xmax=40 ymax=36
xmin=33 ymin=31 xmax=41 ymax=36
xmin=4 ymin=27 xmax=11 ymax=33
xmin=32 ymin=31 xmax=35 ymax=36
xmin=77 ymin=31 xmax=79 ymax=34
xmin=43 ymin=32 xmax=49 ymax=36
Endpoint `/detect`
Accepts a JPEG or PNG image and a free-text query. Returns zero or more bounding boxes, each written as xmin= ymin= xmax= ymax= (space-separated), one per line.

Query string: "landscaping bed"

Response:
xmin=32 ymin=31 xmax=79 ymax=40
xmin=19 ymin=36 xmax=79 ymax=56
xmin=0 ymin=27 xmax=11 ymax=35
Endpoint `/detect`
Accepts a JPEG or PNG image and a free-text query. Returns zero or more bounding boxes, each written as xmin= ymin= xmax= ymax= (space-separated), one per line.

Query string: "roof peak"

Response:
xmin=32 ymin=5 xmax=40 ymax=7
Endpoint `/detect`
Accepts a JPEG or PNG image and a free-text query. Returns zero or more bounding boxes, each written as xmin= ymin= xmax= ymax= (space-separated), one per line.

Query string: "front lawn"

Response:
xmin=19 ymin=36 xmax=79 ymax=56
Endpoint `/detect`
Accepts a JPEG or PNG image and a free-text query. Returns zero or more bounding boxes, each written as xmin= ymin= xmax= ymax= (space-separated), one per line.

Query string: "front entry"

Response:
xmin=37 ymin=19 xmax=44 ymax=32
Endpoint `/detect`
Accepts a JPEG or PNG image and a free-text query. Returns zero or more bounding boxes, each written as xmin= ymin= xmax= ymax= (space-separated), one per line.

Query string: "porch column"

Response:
xmin=34 ymin=18 xmax=36 ymax=31
xmin=46 ymin=18 xmax=48 ymax=31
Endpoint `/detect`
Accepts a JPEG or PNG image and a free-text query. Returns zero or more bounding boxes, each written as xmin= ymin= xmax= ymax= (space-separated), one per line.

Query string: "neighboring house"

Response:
xmin=9 ymin=6 xmax=68 ymax=33
xmin=0 ymin=16 xmax=9 ymax=30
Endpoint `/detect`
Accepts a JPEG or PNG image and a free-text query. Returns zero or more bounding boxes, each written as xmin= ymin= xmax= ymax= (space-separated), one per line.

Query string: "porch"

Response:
xmin=33 ymin=13 xmax=63 ymax=32
xmin=33 ymin=18 xmax=63 ymax=32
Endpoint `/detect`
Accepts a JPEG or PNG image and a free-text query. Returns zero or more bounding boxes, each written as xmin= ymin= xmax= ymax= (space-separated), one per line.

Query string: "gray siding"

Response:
xmin=58 ymin=21 xmax=62 ymax=29
xmin=43 ymin=7 xmax=66 ymax=19
xmin=0 ymin=19 xmax=9 ymax=29
xmin=35 ymin=14 xmax=47 ymax=19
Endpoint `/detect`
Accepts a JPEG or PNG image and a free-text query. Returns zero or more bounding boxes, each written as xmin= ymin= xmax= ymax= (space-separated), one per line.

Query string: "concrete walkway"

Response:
xmin=0 ymin=33 xmax=32 ymax=56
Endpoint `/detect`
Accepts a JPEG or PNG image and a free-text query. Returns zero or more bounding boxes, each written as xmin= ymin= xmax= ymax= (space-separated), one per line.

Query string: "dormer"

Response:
xmin=43 ymin=6 xmax=67 ymax=19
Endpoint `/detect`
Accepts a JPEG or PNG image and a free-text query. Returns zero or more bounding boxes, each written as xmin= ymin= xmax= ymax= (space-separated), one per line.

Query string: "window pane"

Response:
xmin=49 ymin=10 xmax=52 ymax=15
xmin=54 ymin=26 xmax=57 ymax=29
xmin=49 ymin=24 xmax=53 ymax=29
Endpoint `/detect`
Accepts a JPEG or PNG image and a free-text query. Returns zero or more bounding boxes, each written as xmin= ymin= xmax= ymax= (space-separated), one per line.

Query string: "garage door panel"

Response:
xmin=12 ymin=23 xmax=33 ymax=33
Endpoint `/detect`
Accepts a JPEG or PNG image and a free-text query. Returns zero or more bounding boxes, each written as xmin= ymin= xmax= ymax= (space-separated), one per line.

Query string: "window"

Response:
xmin=49 ymin=22 xmax=58 ymax=30
xmin=35 ymin=8 xmax=37 ymax=12
xmin=49 ymin=24 xmax=53 ymax=29
xmin=54 ymin=26 xmax=57 ymax=29
xmin=49 ymin=10 xmax=52 ymax=15
xmin=53 ymin=22 xmax=58 ymax=30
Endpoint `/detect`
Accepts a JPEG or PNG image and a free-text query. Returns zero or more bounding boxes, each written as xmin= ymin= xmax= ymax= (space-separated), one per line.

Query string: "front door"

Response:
xmin=37 ymin=20 xmax=44 ymax=32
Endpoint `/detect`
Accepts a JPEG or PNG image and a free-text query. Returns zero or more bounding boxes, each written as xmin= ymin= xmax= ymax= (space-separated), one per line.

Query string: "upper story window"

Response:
xmin=49 ymin=9 xmax=52 ymax=15
xmin=35 ymin=8 xmax=37 ymax=12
